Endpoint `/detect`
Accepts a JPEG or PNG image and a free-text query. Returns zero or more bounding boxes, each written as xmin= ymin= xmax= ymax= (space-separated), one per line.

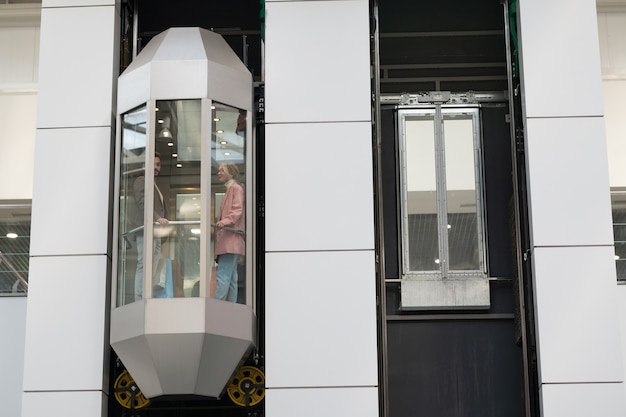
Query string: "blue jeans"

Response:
xmin=214 ymin=253 xmax=238 ymax=302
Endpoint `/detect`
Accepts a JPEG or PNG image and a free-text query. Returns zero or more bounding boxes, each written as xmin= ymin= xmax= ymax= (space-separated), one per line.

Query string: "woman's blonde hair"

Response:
xmin=221 ymin=163 xmax=239 ymax=181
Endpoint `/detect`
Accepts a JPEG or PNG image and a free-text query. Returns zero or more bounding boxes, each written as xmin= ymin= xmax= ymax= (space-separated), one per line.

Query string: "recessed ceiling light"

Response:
xmin=167 ymin=142 xmax=174 ymax=147
xmin=176 ymin=163 xmax=182 ymax=168
xmin=6 ymin=232 xmax=18 ymax=239
xmin=224 ymin=152 xmax=231 ymax=156
xmin=157 ymin=119 xmax=164 ymax=124
xmin=217 ymin=130 xmax=224 ymax=134
xmin=172 ymin=153 xmax=178 ymax=157
xmin=213 ymin=118 xmax=220 ymax=122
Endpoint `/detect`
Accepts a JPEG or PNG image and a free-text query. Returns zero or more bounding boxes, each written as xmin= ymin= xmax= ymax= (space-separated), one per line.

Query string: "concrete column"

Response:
xmin=517 ymin=0 xmax=626 ymax=415
xmin=21 ymin=1 xmax=119 ymax=416
xmin=263 ymin=1 xmax=379 ymax=416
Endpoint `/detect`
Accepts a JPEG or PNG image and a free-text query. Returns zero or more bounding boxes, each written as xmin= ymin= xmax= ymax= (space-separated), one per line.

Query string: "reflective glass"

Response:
xmin=404 ymin=116 xmax=440 ymax=274
xmin=152 ymin=99 xmax=202 ymax=298
xmin=211 ymin=103 xmax=247 ymax=304
xmin=443 ymin=116 xmax=480 ymax=271
xmin=117 ymin=105 xmax=147 ymax=306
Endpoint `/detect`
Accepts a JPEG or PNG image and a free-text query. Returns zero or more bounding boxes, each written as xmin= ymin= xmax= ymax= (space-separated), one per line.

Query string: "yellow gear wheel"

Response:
xmin=226 ymin=366 xmax=265 ymax=407
xmin=114 ymin=370 xmax=151 ymax=410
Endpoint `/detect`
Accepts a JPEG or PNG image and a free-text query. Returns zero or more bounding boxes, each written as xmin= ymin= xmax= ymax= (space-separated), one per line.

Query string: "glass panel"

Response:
xmin=117 ymin=105 xmax=147 ymax=306
xmin=0 ymin=204 xmax=30 ymax=295
xmin=443 ymin=116 xmax=480 ymax=271
xmin=153 ymin=99 xmax=202 ymax=298
xmin=211 ymin=103 xmax=247 ymax=303
xmin=404 ymin=115 xmax=440 ymax=274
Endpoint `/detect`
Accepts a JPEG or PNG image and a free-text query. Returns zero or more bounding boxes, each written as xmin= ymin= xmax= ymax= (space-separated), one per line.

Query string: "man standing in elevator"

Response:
xmin=133 ymin=152 xmax=169 ymax=300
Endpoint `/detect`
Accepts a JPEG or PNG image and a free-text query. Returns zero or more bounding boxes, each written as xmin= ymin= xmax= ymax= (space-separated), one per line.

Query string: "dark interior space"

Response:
xmin=120 ymin=0 xmax=262 ymax=80
xmin=377 ymin=1 xmax=530 ymax=416
xmin=378 ymin=0 xmax=507 ymax=93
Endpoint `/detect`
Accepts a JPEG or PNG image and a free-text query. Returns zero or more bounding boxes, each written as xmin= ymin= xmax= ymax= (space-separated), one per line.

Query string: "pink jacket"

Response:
xmin=215 ymin=181 xmax=245 ymax=256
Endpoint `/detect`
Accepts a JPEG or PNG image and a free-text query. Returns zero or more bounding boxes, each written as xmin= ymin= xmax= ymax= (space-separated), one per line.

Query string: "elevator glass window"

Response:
xmin=211 ymin=102 xmax=248 ymax=304
xmin=398 ymin=107 xmax=486 ymax=279
xmin=117 ymin=105 xmax=147 ymax=306
xmin=116 ymin=99 xmax=252 ymax=306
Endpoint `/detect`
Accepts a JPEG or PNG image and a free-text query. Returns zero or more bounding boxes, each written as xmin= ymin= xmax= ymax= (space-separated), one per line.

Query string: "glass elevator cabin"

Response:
xmin=110 ymin=27 xmax=256 ymax=399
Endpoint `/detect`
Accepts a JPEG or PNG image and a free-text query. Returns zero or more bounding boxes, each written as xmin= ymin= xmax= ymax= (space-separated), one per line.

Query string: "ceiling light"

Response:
xmin=176 ymin=163 xmax=182 ymax=168
xmin=191 ymin=228 xmax=201 ymax=235
xmin=158 ymin=127 xmax=173 ymax=140
xmin=157 ymin=119 xmax=164 ymax=124
xmin=6 ymin=232 xmax=18 ymax=239
xmin=172 ymin=153 xmax=178 ymax=157
xmin=220 ymin=141 xmax=227 ymax=145
xmin=434 ymin=259 xmax=440 ymax=264
xmin=213 ymin=118 xmax=220 ymax=122
xmin=167 ymin=142 xmax=174 ymax=147
xmin=224 ymin=152 xmax=231 ymax=156
xmin=217 ymin=130 xmax=224 ymax=134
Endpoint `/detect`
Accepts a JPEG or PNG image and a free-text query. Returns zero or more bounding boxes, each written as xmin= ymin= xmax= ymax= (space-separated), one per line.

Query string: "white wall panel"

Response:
xmin=265 ymin=122 xmax=374 ymax=252
xmin=36 ymin=6 xmax=117 ymax=128
xmin=533 ymin=246 xmax=623 ymax=383
xmin=525 ymin=117 xmax=613 ymax=247
xmin=22 ymin=255 xmax=109 ymax=391
xmin=518 ymin=0 xmax=603 ymax=118
xmin=0 ymin=297 xmax=27 ymax=417
xmin=265 ymin=387 xmax=378 ymax=417
xmin=30 ymin=127 xmax=111 ymax=256
xmin=264 ymin=0 xmax=370 ymax=123
xmin=0 ymin=94 xmax=36 ymax=200
xmin=265 ymin=251 xmax=378 ymax=388
xmin=540 ymin=382 xmax=626 ymax=417
xmin=22 ymin=391 xmax=106 ymax=417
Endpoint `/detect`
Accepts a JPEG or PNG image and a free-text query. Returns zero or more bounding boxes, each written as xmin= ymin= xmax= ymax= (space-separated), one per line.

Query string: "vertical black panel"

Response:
xmin=387 ymin=320 xmax=525 ymax=417
xmin=381 ymin=106 xmax=400 ymax=279
xmin=481 ymin=105 xmax=514 ymax=278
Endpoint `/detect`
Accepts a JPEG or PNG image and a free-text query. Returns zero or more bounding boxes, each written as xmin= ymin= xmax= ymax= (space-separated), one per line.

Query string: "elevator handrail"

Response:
xmin=123 ymin=220 xmax=244 ymax=237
